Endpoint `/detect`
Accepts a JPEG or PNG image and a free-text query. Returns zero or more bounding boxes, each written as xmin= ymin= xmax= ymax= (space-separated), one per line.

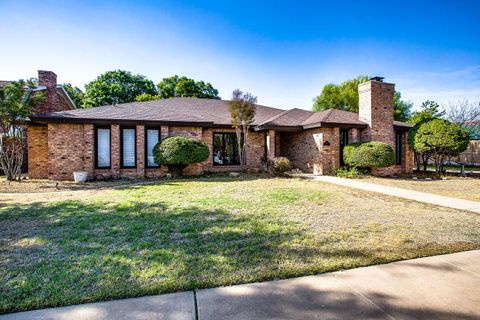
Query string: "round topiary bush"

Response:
xmin=269 ymin=157 xmax=292 ymax=176
xmin=153 ymin=136 xmax=209 ymax=176
xmin=343 ymin=141 xmax=395 ymax=168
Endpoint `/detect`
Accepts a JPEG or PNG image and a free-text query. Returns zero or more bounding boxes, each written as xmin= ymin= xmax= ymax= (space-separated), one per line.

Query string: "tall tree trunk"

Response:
xmin=234 ymin=126 xmax=243 ymax=170
xmin=242 ymin=124 xmax=249 ymax=171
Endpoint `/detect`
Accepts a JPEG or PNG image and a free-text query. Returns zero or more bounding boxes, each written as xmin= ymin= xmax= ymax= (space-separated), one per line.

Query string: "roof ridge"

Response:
xmin=256 ymin=108 xmax=293 ymax=126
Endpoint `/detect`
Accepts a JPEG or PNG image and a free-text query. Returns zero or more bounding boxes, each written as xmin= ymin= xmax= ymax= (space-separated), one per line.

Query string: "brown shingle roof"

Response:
xmin=30 ymin=97 xmax=411 ymax=130
xmin=30 ymin=98 xmax=285 ymax=127
xmin=301 ymin=109 xmax=367 ymax=128
xmin=255 ymin=108 xmax=314 ymax=130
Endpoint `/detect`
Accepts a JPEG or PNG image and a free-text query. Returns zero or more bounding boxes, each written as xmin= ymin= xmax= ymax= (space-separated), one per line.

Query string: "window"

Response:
xmin=145 ymin=128 xmax=160 ymax=167
xmin=121 ymin=127 xmax=136 ymax=168
xmin=96 ymin=127 xmax=111 ymax=168
xmin=395 ymin=131 xmax=403 ymax=165
xmin=213 ymin=133 xmax=240 ymax=165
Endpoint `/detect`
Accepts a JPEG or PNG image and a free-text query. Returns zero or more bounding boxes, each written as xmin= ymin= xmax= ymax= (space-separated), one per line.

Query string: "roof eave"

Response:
xmin=302 ymin=122 xmax=368 ymax=130
xmin=253 ymin=124 xmax=303 ymax=132
xmin=28 ymin=116 xmax=214 ymax=127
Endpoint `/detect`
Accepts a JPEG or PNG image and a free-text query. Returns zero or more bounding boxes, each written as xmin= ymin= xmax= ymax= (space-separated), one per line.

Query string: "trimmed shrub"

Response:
xmin=153 ymin=136 xmax=209 ymax=176
xmin=343 ymin=141 xmax=395 ymax=168
xmin=269 ymin=157 xmax=292 ymax=176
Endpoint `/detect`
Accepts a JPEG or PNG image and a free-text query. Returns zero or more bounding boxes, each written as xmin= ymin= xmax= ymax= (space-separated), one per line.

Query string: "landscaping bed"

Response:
xmin=1 ymin=176 xmax=479 ymax=313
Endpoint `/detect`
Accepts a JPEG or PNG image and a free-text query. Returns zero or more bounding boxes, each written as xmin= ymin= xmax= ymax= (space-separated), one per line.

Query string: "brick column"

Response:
xmin=320 ymin=127 xmax=341 ymax=175
xmin=203 ymin=128 xmax=213 ymax=172
xmin=161 ymin=126 xmax=169 ymax=140
xmin=136 ymin=125 xmax=145 ymax=178
xmin=83 ymin=124 xmax=95 ymax=179
xmin=111 ymin=124 xmax=120 ymax=178
xmin=266 ymin=130 xmax=276 ymax=160
xmin=404 ymin=132 xmax=414 ymax=174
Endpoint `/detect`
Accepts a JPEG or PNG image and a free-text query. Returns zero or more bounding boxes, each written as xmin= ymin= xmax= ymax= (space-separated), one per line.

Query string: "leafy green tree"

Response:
xmin=0 ymin=79 xmax=44 ymax=180
xmin=157 ymin=75 xmax=220 ymax=99
xmin=153 ymin=136 xmax=209 ymax=176
xmin=135 ymin=93 xmax=160 ymax=102
xmin=408 ymin=100 xmax=445 ymax=125
xmin=229 ymin=89 xmax=257 ymax=169
xmin=407 ymin=100 xmax=445 ymax=171
xmin=393 ymin=92 xmax=412 ymax=122
xmin=82 ymin=70 xmax=157 ymax=108
xmin=313 ymin=76 xmax=368 ymax=113
xmin=312 ymin=76 xmax=412 ymax=121
xmin=412 ymin=119 xmax=469 ymax=174
xmin=62 ymin=83 xmax=84 ymax=108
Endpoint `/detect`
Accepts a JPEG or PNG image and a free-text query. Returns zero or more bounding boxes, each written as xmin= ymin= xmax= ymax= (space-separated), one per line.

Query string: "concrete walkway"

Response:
xmin=2 ymin=250 xmax=479 ymax=320
xmin=310 ymin=175 xmax=480 ymax=213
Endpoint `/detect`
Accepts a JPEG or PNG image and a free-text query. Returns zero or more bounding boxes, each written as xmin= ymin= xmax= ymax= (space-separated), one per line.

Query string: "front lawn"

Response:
xmin=1 ymin=177 xmax=479 ymax=314
xmin=357 ymin=176 xmax=480 ymax=202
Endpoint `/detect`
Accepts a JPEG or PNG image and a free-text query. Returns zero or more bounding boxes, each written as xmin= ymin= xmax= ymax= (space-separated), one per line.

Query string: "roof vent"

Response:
xmin=369 ymin=76 xmax=384 ymax=82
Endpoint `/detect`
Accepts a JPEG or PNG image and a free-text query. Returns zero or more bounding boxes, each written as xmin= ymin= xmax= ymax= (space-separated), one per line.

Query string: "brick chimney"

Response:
xmin=38 ymin=70 xmax=57 ymax=88
xmin=358 ymin=77 xmax=395 ymax=145
xmin=32 ymin=70 xmax=65 ymax=114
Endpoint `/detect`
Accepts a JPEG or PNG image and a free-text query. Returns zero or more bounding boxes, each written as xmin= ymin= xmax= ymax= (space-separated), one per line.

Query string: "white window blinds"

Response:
xmin=122 ymin=128 xmax=136 ymax=167
xmin=97 ymin=128 xmax=110 ymax=168
xmin=146 ymin=129 xmax=159 ymax=167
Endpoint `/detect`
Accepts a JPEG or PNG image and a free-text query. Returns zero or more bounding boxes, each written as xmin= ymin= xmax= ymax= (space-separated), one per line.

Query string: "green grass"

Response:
xmin=1 ymin=176 xmax=480 ymax=314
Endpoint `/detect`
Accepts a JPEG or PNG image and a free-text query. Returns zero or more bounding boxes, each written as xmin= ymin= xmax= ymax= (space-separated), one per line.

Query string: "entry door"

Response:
xmin=340 ymin=129 xmax=349 ymax=166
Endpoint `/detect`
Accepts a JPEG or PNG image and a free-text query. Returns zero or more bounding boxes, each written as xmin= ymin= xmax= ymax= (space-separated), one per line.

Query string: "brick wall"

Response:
xmin=27 ymin=125 xmax=48 ymax=179
xmin=280 ymin=127 xmax=340 ymax=175
xmin=34 ymin=123 xmax=267 ymax=181
xmin=47 ymin=124 xmax=90 ymax=180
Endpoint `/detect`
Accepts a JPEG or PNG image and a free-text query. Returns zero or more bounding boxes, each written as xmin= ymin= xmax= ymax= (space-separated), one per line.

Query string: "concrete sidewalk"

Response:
xmin=2 ymin=250 xmax=479 ymax=320
xmin=310 ymin=175 xmax=480 ymax=213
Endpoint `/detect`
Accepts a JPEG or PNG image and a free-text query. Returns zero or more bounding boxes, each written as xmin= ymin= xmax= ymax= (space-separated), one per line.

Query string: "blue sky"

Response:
xmin=1 ymin=0 xmax=479 ymax=110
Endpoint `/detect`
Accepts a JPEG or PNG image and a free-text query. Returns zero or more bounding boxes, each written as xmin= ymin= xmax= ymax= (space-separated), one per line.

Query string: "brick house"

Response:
xmin=0 ymin=70 xmax=76 ymax=172
xmin=27 ymin=76 xmax=413 ymax=181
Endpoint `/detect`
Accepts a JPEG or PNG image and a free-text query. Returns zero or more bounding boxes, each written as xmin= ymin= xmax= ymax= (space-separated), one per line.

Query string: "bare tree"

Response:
xmin=444 ymin=100 xmax=480 ymax=126
xmin=229 ymin=89 xmax=257 ymax=170
xmin=0 ymin=80 xmax=44 ymax=180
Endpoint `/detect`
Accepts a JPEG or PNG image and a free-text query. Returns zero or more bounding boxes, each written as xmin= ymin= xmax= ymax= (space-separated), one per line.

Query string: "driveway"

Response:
xmin=1 ymin=250 xmax=479 ymax=320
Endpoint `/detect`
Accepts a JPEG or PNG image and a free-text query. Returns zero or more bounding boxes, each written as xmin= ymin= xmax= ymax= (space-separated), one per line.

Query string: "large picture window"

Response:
xmin=395 ymin=131 xmax=403 ymax=165
xmin=213 ymin=133 xmax=240 ymax=166
xmin=121 ymin=127 xmax=136 ymax=168
xmin=146 ymin=128 xmax=160 ymax=167
xmin=96 ymin=127 xmax=111 ymax=168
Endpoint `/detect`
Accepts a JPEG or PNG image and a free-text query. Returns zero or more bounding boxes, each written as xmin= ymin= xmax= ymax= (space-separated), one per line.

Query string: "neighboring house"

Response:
xmin=28 ymin=76 xmax=413 ymax=181
xmin=0 ymin=70 xmax=76 ymax=172
xmin=456 ymin=120 xmax=480 ymax=165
